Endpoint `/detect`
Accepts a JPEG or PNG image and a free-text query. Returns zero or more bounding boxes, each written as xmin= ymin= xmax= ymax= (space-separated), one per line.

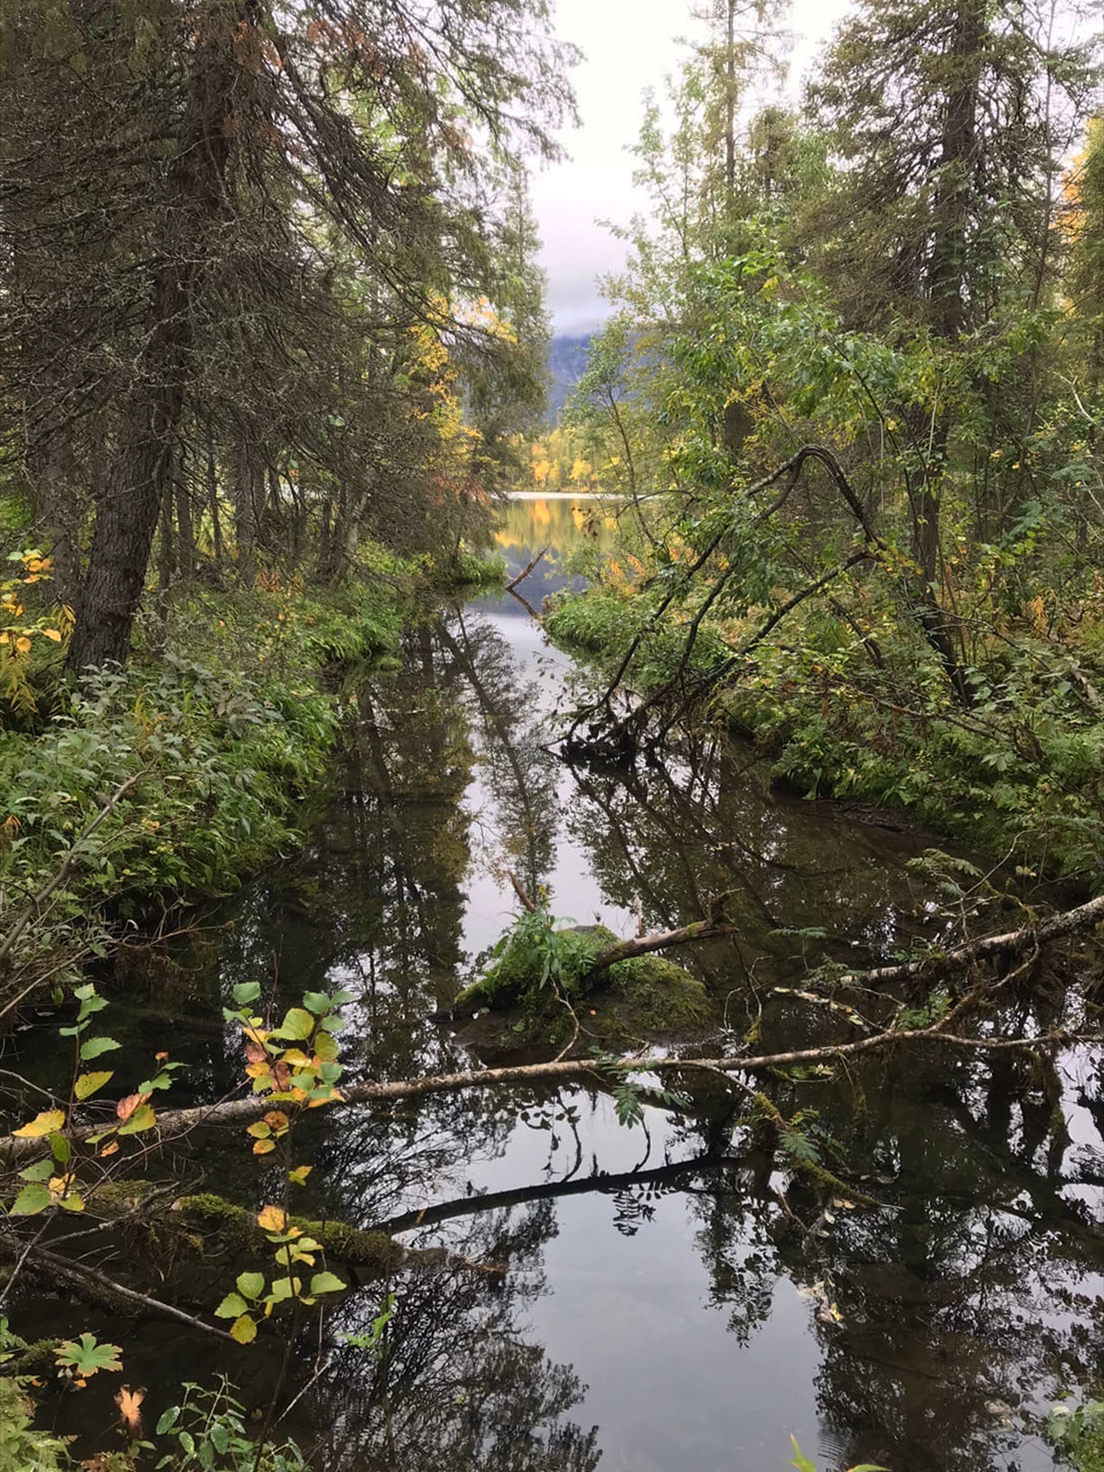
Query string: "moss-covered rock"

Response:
xmin=456 ymin=922 xmax=716 ymax=1050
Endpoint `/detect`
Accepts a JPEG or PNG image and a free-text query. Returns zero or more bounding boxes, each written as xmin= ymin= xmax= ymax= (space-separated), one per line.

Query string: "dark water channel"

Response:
xmin=9 ymin=494 xmax=1104 ymax=1472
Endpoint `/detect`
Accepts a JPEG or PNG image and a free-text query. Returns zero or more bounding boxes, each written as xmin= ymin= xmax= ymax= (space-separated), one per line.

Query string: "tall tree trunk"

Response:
xmin=912 ymin=0 xmax=985 ymax=588
xmin=157 ymin=477 xmax=176 ymax=599
xmin=66 ymin=4 xmax=235 ymax=669
xmin=233 ymin=440 xmax=263 ymax=581
xmin=176 ymin=448 xmax=195 ymax=580
xmin=67 ymin=325 xmax=183 ymax=670
xmin=724 ymin=0 xmax=736 ymax=207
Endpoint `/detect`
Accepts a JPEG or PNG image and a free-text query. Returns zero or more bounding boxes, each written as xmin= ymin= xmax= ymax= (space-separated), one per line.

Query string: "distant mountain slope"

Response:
xmin=546 ymin=333 xmax=592 ymax=420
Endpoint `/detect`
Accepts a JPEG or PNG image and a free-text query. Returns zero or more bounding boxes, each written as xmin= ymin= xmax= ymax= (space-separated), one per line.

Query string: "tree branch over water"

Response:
xmin=3 ymin=891 xmax=1101 ymax=1166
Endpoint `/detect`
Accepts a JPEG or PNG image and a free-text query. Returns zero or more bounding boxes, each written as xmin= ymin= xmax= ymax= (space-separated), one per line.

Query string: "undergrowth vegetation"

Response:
xmin=0 ymin=553 xmax=419 ymax=1010
xmin=546 ymin=568 xmax=1104 ymax=886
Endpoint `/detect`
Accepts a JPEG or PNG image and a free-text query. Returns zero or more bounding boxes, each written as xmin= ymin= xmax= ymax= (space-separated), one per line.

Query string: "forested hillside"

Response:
xmin=546 ymin=333 xmax=593 ymax=418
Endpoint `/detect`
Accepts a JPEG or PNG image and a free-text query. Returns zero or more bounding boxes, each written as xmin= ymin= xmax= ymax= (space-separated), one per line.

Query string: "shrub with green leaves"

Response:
xmin=0 ymin=573 xmax=414 ymax=1004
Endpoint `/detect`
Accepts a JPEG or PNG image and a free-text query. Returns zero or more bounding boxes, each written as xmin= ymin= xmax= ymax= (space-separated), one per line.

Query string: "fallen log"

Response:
xmin=0 ymin=1022 xmax=1086 ymax=1167
xmin=3 ymin=892 xmax=1102 ymax=1166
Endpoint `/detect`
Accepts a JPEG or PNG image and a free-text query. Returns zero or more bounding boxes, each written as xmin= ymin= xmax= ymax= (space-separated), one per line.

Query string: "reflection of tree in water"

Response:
xmin=437 ymin=606 xmax=559 ymax=901
xmin=562 ymin=733 xmax=964 ymax=991
xmin=306 ymin=1201 xmax=600 ymax=1472
xmin=211 ymin=625 xmax=478 ymax=1090
xmin=667 ymin=1038 xmax=1104 ymax=1472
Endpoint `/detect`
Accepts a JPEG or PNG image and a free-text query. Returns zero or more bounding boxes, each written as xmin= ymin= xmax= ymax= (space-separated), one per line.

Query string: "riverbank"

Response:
xmin=545 ymin=578 xmax=1104 ymax=890
xmin=0 ymin=545 xmax=505 ymax=1016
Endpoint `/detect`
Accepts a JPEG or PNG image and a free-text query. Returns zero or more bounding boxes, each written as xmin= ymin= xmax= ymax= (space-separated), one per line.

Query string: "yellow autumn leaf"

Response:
xmin=42 ymin=628 xmax=62 ymax=642
xmin=230 ymin=1313 xmax=257 ymax=1344
xmin=13 ymin=1108 xmax=66 ymax=1138
xmin=14 ymin=636 xmax=31 ymax=655
xmin=257 ymin=1204 xmax=286 ymax=1232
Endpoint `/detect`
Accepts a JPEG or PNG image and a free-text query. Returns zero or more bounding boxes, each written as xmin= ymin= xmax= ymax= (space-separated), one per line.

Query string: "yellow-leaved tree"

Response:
xmin=1 ymin=549 xmax=74 ymax=713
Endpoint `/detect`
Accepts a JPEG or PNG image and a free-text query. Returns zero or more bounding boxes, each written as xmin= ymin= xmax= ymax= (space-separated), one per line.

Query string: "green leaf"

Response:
xmin=79 ymin=1036 xmax=121 ymax=1062
xmin=236 ymin=1271 xmax=265 ymax=1300
xmin=74 ymin=1070 xmax=114 ymax=1100
xmin=302 ymin=991 xmax=332 ymax=1015
xmin=55 ymin=1332 xmax=122 ymax=1376
xmin=789 ymin=1437 xmax=816 ymax=1472
xmin=266 ymin=1276 xmax=299 ymax=1303
xmin=49 ymin=1132 xmax=71 ymax=1166
xmin=19 ymin=1158 xmax=54 ymax=1182
xmin=155 ymin=1407 xmax=180 ymax=1436
xmin=214 ymin=1292 xmax=248 ymax=1319
xmin=10 ymin=1183 xmax=52 ymax=1215
xmin=117 ymin=1103 xmax=156 ymax=1135
xmin=274 ymin=1007 xmax=314 ymax=1041
xmin=309 ymin=1271 xmax=346 ymax=1296
xmin=233 ymin=982 xmax=262 ymax=1006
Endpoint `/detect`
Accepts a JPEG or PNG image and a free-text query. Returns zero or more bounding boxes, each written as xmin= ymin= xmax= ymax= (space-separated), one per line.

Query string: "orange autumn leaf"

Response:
xmin=114 ymin=1385 xmax=145 ymax=1438
xmin=116 ymin=1092 xmax=151 ymax=1123
xmin=257 ymin=1204 xmax=286 ymax=1232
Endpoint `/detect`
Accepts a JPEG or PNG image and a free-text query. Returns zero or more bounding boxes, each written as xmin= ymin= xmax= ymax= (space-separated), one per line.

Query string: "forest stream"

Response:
xmin=7 ymin=495 xmax=1104 ymax=1472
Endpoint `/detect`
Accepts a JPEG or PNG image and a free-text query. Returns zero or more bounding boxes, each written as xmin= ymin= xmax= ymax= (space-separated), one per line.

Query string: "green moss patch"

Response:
xmin=457 ymin=920 xmax=716 ymax=1049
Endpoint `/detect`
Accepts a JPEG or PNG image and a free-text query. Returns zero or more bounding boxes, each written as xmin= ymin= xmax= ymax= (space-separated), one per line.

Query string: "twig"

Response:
xmin=505 ymin=546 xmax=548 ymax=591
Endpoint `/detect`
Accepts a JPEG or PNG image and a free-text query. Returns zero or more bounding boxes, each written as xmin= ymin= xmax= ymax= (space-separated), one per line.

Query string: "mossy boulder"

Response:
xmin=455 ymin=923 xmax=716 ymax=1050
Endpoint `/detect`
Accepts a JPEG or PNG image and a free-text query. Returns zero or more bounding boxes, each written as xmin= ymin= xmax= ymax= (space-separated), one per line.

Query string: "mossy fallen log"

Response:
xmin=454 ymin=923 xmax=717 ymax=1047
xmin=89 ymin=1180 xmax=437 ymax=1282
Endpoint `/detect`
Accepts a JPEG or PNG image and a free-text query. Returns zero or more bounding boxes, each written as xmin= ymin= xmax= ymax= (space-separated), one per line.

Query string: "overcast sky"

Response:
xmin=532 ymin=0 xmax=852 ymax=334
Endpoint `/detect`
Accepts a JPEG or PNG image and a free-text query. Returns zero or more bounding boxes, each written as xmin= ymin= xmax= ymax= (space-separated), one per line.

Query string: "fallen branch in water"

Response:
xmin=3 ymin=894 xmax=1101 ymax=1166
xmin=0 ymin=1021 xmax=1084 ymax=1166
xmin=585 ymin=910 xmax=734 ymax=975
xmin=832 ymin=889 xmax=1104 ymax=988
xmin=505 ymin=546 xmax=548 ymax=592
xmin=0 ymin=1233 xmax=233 ymax=1340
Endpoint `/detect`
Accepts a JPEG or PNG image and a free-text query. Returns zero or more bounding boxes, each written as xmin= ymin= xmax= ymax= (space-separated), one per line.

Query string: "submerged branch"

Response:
xmin=0 ymin=1234 xmax=233 ymax=1340
xmin=505 ymin=546 xmax=548 ymax=592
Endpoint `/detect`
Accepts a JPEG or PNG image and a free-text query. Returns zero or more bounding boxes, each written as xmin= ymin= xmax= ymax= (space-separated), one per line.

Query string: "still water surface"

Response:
xmin=10 ymin=494 xmax=1104 ymax=1471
